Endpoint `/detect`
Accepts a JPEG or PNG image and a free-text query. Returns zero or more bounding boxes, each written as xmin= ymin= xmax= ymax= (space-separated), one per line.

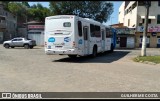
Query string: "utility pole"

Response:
xmin=26 ymin=13 xmax=28 ymax=39
xmin=141 ymin=1 xmax=151 ymax=56
xmin=25 ymin=6 xmax=28 ymax=39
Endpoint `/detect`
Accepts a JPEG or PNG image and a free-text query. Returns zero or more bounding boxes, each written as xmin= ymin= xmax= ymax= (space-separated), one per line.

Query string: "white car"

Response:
xmin=3 ymin=37 xmax=36 ymax=49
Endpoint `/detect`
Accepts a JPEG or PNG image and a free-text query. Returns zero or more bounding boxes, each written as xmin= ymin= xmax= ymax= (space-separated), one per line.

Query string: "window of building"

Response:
xmin=140 ymin=36 xmax=150 ymax=43
xmin=78 ymin=21 xmax=82 ymax=37
xmin=34 ymin=32 xmax=41 ymax=34
xmin=128 ymin=7 xmax=132 ymax=12
xmin=158 ymin=38 xmax=160 ymax=44
xmin=127 ymin=9 xmax=129 ymax=14
xmin=138 ymin=1 xmax=145 ymax=6
xmin=157 ymin=36 xmax=160 ymax=44
xmin=128 ymin=19 xmax=130 ymax=26
xmin=142 ymin=19 xmax=151 ymax=24
xmin=138 ymin=1 xmax=151 ymax=6
xmin=157 ymin=15 xmax=160 ymax=24
xmin=132 ymin=1 xmax=137 ymax=10
xmin=148 ymin=19 xmax=151 ymax=24
xmin=117 ymin=37 xmax=120 ymax=44
xmin=124 ymin=10 xmax=127 ymax=15
xmin=139 ymin=23 xmax=142 ymax=26
xmin=28 ymin=32 xmax=34 ymax=34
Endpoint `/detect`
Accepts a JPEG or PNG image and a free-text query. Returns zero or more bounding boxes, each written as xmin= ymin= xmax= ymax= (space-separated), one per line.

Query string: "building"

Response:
xmin=0 ymin=3 xmax=17 ymax=42
xmin=118 ymin=1 xmax=160 ymax=48
xmin=24 ymin=21 xmax=44 ymax=46
xmin=111 ymin=23 xmax=135 ymax=49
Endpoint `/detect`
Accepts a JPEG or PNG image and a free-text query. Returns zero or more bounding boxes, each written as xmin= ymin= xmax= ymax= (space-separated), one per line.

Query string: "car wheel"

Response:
xmin=30 ymin=46 xmax=33 ymax=49
xmin=24 ymin=44 xmax=29 ymax=49
xmin=11 ymin=46 xmax=14 ymax=48
xmin=4 ymin=44 xmax=10 ymax=49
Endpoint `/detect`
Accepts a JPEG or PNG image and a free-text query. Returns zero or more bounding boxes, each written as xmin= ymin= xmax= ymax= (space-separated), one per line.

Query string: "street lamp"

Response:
xmin=141 ymin=1 xmax=151 ymax=56
xmin=111 ymin=17 xmax=114 ymax=25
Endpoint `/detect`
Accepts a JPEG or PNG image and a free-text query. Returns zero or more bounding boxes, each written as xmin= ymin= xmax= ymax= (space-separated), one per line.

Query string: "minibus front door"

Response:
xmin=83 ymin=26 xmax=89 ymax=55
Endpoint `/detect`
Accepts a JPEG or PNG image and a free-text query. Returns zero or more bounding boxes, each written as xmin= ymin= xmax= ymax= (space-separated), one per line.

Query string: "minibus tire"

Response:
xmin=68 ymin=55 xmax=77 ymax=58
xmin=92 ymin=46 xmax=97 ymax=58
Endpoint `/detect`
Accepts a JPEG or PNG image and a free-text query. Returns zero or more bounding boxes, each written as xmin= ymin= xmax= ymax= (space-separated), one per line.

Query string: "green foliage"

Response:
xmin=28 ymin=3 xmax=51 ymax=22
xmin=133 ymin=56 xmax=160 ymax=64
xmin=8 ymin=2 xmax=25 ymax=16
xmin=0 ymin=1 xmax=10 ymax=10
xmin=4 ymin=1 xmax=113 ymax=23
xmin=22 ymin=1 xmax=30 ymax=8
xmin=7 ymin=2 xmax=28 ymax=27
xmin=49 ymin=1 xmax=113 ymax=23
xmin=6 ymin=2 xmax=51 ymax=22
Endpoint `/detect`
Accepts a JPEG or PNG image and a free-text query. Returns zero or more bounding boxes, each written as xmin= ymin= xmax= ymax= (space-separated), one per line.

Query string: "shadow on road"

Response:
xmin=53 ymin=50 xmax=130 ymax=63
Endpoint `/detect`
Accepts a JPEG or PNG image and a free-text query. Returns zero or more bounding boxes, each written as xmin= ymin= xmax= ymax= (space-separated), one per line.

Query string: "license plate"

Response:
xmin=55 ymin=33 xmax=63 ymax=34
xmin=55 ymin=46 xmax=62 ymax=48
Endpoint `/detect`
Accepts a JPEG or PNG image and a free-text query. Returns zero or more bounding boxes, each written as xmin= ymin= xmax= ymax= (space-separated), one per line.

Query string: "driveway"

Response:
xmin=0 ymin=45 xmax=160 ymax=92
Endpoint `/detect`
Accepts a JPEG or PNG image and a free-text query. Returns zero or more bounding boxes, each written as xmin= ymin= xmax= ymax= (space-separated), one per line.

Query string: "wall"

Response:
xmin=0 ymin=4 xmax=17 ymax=41
xmin=135 ymin=32 xmax=160 ymax=48
xmin=137 ymin=1 xmax=160 ymax=26
xmin=28 ymin=31 xmax=44 ymax=46
xmin=18 ymin=28 xmax=27 ymax=37
xmin=124 ymin=1 xmax=138 ymax=28
xmin=116 ymin=35 xmax=135 ymax=49
xmin=27 ymin=24 xmax=44 ymax=46
xmin=127 ymin=37 xmax=135 ymax=48
xmin=122 ymin=1 xmax=160 ymax=28
xmin=118 ymin=2 xmax=125 ymax=23
xmin=118 ymin=1 xmax=160 ymax=48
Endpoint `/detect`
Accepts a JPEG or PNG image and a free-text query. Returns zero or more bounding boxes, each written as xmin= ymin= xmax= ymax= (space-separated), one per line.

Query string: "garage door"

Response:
xmin=28 ymin=32 xmax=44 ymax=46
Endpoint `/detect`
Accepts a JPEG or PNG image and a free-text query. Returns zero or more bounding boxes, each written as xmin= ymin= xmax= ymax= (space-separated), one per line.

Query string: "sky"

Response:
xmin=28 ymin=1 xmax=123 ymax=26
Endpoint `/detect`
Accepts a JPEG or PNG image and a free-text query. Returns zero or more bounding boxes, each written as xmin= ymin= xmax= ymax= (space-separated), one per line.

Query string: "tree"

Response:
xmin=8 ymin=2 xmax=23 ymax=15
xmin=28 ymin=3 xmax=51 ymax=22
xmin=0 ymin=1 xmax=10 ymax=10
xmin=8 ymin=2 xmax=28 ymax=23
xmin=49 ymin=1 xmax=113 ymax=23
xmin=22 ymin=1 xmax=30 ymax=8
xmin=8 ymin=2 xmax=51 ymax=23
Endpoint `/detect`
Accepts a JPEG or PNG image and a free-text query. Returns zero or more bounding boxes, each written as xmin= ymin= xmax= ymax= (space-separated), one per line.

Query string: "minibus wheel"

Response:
xmin=92 ymin=46 xmax=97 ymax=57
xmin=68 ymin=55 xmax=77 ymax=58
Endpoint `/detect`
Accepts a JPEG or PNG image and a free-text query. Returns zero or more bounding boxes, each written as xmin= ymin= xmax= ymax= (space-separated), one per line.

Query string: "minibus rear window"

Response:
xmin=63 ymin=22 xmax=71 ymax=27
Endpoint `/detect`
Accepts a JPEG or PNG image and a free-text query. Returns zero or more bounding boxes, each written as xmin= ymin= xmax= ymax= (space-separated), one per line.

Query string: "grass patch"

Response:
xmin=133 ymin=56 xmax=160 ymax=64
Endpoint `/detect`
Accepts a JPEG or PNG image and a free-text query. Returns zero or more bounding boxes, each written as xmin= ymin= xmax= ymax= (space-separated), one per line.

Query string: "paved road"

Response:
xmin=0 ymin=45 xmax=160 ymax=92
